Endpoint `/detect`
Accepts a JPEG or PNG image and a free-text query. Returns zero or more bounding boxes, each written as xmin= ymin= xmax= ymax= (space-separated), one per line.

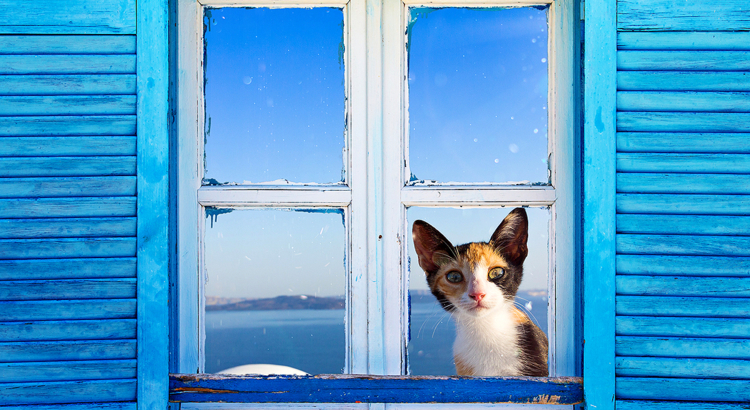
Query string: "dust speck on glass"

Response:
xmin=202 ymin=8 xmax=346 ymax=185
xmin=407 ymin=7 xmax=549 ymax=185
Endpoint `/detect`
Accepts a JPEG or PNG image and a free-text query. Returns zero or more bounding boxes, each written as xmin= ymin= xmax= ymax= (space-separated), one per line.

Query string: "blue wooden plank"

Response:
xmin=616 ymin=357 xmax=750 ymax=379
xmin=618 ymin=51 xmax=750 ymax=72
xmin=618 ymin=400 xmax=750 ymax=410
xmin=617 ymin=173 xmax=750 ymax=195
xmin=0 ymin=379 xmax=136 ymax=405
xmin=618 ymin=32 xmax=750 ymax=51
xmin=617 ymin=92 xmax=750 ymax=113
xmin=616 ymin=153 xmax=750 ymax=173
xmin=617 ymin=255 xmax=750 ymax=277
xmin=0 ymin=198 xmax=136 ymax=219
xmin=0 ymin=279 xmax=135 ymax=300
xmin=616 ymin=336 xmax=750 ymax=359
xmin=0 ymin=403 xmax=136 ymax=410
xmin=0 ymin=238 xmax=136 ymax=260
xmin=0 ymin=340 xmax=136 ymax=363
xmin=616 ymin=377 xmax=750 ymax=402
xmin=0 ymin=96 xmax=136 ymax=116
xmin=0 ymin=36 xmax=136 ymax=55
xmin=0 ymin=258 xmax=136 ymax=280
xmin=0 ymin=319 xmax=136 ymax=342
xmin=0 ymin=137 xmax=136 ymax=157
xmin=0 ymin=299 xmax=136 ymax=321
xmin=0 ymin=0 xmax=135 ymax=35
xmin=169 ymin=375 xmax=583 ymax=404
xmin=617 ymin=276 xmax=750 ymax=297
xmin=617 ymin=133 xmax=750 ymax=154
xmin=618 ymin=112 xmax=750 ymax=133
xmin=0 ymin=56 xmax=136 ymax=75
xmin=617 ymin=194 xmax=750 ymax=215
xmin=617 ymin=234 xmax=750 ymax=257
xmin=0 ymin=359 xmax=136 ymax=383
xmin=0 ymin=157 xmax=135 ymax=177
xmin=0 ymin=75 xmax=136 ymax=96
xmin=617 ymin=214 xmax=750 ymax=236
xmin=0 ymin=217 xmax=136 ymax=239
xmin=0 ymin=116 xmax=136 ymax=136
xmin=616 ymin=296 xmax=750 ymax=318
xmin=617 ymin=316 xmax=750 ymax=338
xmin=0 ymin=177 xmax=136 ymax=198
xmin=618 ymin=72 xmax=750 ymax=92
xmin=617 ymin=0 xmax=750 ymax=32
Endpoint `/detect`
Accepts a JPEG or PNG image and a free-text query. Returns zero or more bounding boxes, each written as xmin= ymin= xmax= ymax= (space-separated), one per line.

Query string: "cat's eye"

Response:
xmin=446 ymin=271 xmax=464 ymax=283
xmin=488 ymin=267 xmax=505 ymax=280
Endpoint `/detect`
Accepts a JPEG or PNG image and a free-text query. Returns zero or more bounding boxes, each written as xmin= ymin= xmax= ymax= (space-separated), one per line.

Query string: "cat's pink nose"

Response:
xmin=469 ymin=292 xmax=485 ymax=302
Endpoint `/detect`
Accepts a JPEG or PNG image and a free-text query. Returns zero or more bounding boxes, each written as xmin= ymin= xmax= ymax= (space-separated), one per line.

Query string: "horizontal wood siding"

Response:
xmin=614 ymin=7 xmax=750 ymax=406
xmin=0 ymin=10 xmax=137 ymax=407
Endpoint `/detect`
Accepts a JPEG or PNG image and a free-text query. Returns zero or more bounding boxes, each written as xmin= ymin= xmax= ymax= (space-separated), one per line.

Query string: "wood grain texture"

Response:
xmin=616 ymin=296 xmax=750 ymax=317
xmin=616 ymin=377 xmax=750 ymax=402
xmin=0 ymin=137 xmax=136 ymax=157
xmin=617 ymin=276 xmax=750 ymax=297
xmin=0 ymin=36 xmax=136 ymax=55
xmin=617 ymin=0 xmax=750 ymax=32
xmin=618 ymin=72 xmax=750 ymax=92
xmin=0 ymin=116 xmax=136 ymax=136
xmin=0 ymin=157 xmax=136 ymax=177
xmin=618 ymin=32 xmax=750 ymax=51
xmin=0 ymin=299 xmax=136 ymax=321
xmin=169 ymin=374 xmax=583 ymax=404
xmin=617 ymin=234 xmax=750 ymax=256
xmin=0 ymin=197 xmax=136 ymax=219
xmin=0 ymin=379 xmax=136 ymax=405
xmin=0 ymin=258 xmax=136 ymax=280
xmin=617 ymin=316 xmax=750 ymax=338
xmin=0 ymin=177 xmax=136 ymax=198
xmin=617 ymin=214 xmax=750 ymax=236
xmin=617 ymin=133 xmax=750 ymax=154
xmin=0 ymin=403 xmax=135 ymax=410
xmin=616 ymin=336 xmax=750 ymax=359
xmin=0 ymin=319 xmax=136 ymax=342
xmin=616 ymin=194 xmax=750 ymax=215
xmin=0 ymin=340 xmax=136 ymax=363
xmin=0 ymin=279 xmax=135 ymax=301
xmin=0 ymin=0 xmax=135 ymax=34
xmin=0 ymin=75 xmax=136 ymax=96
xmin=0 ymin=238 xmax=136 ymax=260
xmin=617 ymin=173 xmax=750 ymax=195
xmin=617 ymin=92 xmax=750 ymax=113
xmin=616 ymin=357 xmax=750 ymax=379
xmin=0 ymin=359 xmax=136 ymax=383
xmin=0 ymin=217 xmax=135 ymax=239
xmin=616 ymin=153 xmax=750 ymax=173
xmin=617 ymin=400 xmax=750 ymax=410
xmin=618 ymin=112 xmax=750 ymax=133
xmin=0 ymin=55 xmax=136 ymax=75
xmin=618 ymin=51 xmax=750 ymax=72
xmin=616 ymin=255 xmax=750 ymax=277
xmin=0 ymin=96 xmax=136 ymax=116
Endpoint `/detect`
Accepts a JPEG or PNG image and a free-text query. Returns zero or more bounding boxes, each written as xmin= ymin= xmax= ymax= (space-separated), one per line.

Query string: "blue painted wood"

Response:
xmin=618 ymin=72 xmax=750 ymax=92
xmin=0 ymin=198 xmax=135 ymax=219
xmin=0 ymin=0 xmax=135 ymax=35
xmin=0 ymin=279 xmax=135 ymax=300
xmin=0 ymin=218 xmax=136 ymax=239
xmin=0 ymin=258 xmax=136 ymax=280
xmin=617 ymin=316 xmax=750 ymax=338
xmin=0 ymin=36 xmax=136 ymax=55
xmin=617 ymin=133 xmax=750 ymax=154
xmin=616 ymin=153 xmax=750 ymax=173
xmin=616 ymin=336 xmax=750 ymax=359
xmin=0 ymin=379 xmax=136 ymax=405
xmin=0 ymin=137 xmax=136 ymax=157
xmin=618 ymin=32 xmax=750 ymax=51
xmin=617 ymin=234 xmax=750 ymax=257
xmin=617 ymin=173 xmax=750 ymax=195
xmin=0 ymin=238 xmax=136 ymax=260
xmin=0 ymin=177 xmax=136 ymax=198
xmin=0 ymin=96 xmax=136 ymax=116
xmin=618 ymin=51 xmax=750 ymax=72
xmin=617 ymin=92 xmax=750 ymax=113
xmin=0 ymin=319 xmax=136 ymax=342
xmin=169 ymin=375 xmax=583 ymax=404
xmin=617 ymin=214 xmax=750 ymax=236
xmin=0 ymin=75 xmax=136 ymax=96
xmin=618 ymin=400 xmax=750 ymax=410
xmin=618 ymin=112 xmax=750 ymax=133
xmin=0 ymin=359 xmax=136 ymax=383
xmin=0 ymin=299 xmax=136 ymax=321
xmin=616 ymin=357 xmax=750 ymax=379
xmin=617 ymin=276 xmax=750 ymax=297
xmin=617 ymin=194 xmax=750 ymax=215
xmin=616 ymin=296 xmax=750 ymax=318
xmin=0 ymin=340 xmax=136 ymax=363
xmin=617 ymin=0 xmax=750 ymax=32
xmin=617 ymin=255 xmax=750 ymax=277
xmin=0 ymin=157 xmax=135 ymax=177
xmin=616 ymin=377 xmax=750 ymax=402
xmin=0 ymin=116 xmax=136 ymax=136
xmin=0 ymin=56 xmax=135 ymax=75
xmin=0 ymin=403 xmax=135 ymax=410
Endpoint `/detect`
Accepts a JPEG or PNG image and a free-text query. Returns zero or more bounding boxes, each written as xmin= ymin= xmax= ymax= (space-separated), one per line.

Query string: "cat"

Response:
xmin=412 ymin=208 xmax=548 ymax=377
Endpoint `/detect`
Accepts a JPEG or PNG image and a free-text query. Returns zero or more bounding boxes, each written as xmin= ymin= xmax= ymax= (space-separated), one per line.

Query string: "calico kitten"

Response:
xmin=412 ymin=208 xmax=548 ymax=377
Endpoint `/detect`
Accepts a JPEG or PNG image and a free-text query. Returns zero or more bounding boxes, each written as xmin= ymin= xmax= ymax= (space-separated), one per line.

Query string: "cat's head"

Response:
xmin=412 ymin=208 xmax=529 ymax=318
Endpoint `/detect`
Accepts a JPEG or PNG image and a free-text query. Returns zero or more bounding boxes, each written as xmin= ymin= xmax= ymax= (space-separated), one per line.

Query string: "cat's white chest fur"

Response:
xmin=453 ymin=307 xmax=521 ymax=376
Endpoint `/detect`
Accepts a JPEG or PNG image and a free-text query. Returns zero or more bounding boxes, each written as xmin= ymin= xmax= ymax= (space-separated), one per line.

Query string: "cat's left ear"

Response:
xmin=490 ymin=208 xmax=529 ymax=266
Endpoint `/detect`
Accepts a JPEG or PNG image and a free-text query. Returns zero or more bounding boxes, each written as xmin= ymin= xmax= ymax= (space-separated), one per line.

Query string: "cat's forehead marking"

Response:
xmin=465 ymin=243 xmax=507 ymax=269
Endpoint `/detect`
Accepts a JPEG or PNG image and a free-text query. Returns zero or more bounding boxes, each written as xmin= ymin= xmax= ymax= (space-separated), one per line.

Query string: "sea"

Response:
xmin=205 ymin=291 xmax=548 ymax=375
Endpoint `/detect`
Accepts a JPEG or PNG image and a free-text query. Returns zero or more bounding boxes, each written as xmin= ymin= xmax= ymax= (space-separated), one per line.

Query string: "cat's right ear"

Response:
xmin=412 ymin=220 xmax=455 ymax=275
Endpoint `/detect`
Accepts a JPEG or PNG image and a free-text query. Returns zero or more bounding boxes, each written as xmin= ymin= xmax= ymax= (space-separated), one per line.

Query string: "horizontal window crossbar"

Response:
xmin=197 ymin=186 xmax=351 ymax=207
xmin=401 ymin=187 xmax=556 ymax=207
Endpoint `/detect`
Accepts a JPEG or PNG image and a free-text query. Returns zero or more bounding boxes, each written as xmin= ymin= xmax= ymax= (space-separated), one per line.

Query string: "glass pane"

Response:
xmin=204 ymin=209 xmax=346 ymax=375
xmin=407 ymin=207 xmax=549 ymax=376
xmin=203 ymin=8 xmax=346 ymax=185
xmin=407 ymin=7 xmax=549 ymax=184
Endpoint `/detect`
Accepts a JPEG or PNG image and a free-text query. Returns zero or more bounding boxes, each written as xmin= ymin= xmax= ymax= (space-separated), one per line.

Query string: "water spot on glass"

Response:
xmin=494 ymin=158 xmax=499 ymax=163
xmin=531 ymin=38 xmax=537 ymax=43
xmin=510 ymin=116 xmax=514 ymax=120
xmin=534 ymin=129 xmax=539 ymax=134
xmin=509 ymin=144 xmax=519 ymax=154
xmin=541 ymin=58 xmax=547 ymax=63
xmin=243 ymin=76 xmax=253 ymax=84
xmin=473 ymin=138 xmax=478 ymax=142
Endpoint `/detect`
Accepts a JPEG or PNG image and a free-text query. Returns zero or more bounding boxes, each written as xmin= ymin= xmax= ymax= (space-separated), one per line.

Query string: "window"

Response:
xmin=173 ymin=0 xmax=579 ymax=405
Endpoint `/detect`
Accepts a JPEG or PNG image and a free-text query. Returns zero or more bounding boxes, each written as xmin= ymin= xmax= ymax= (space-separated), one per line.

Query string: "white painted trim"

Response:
xmin=197 ymin=187 xmax=352 ymax=207
xmin=200 ymin=0 xmax=348 ymax=6
xmin=403 ymin=0 xmax=550 ymax=5
xmin=401 ymin=187 xmax=556 ymax=207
